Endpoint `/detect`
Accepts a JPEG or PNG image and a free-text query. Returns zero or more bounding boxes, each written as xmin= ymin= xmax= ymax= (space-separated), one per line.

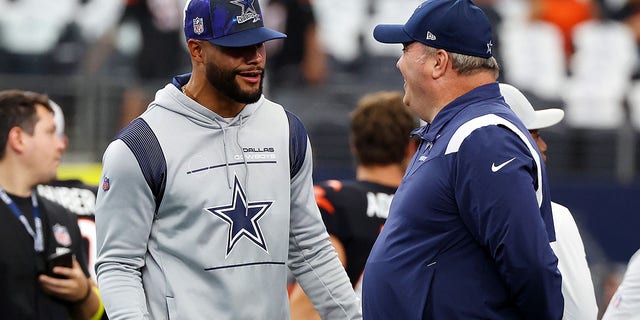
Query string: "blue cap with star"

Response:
xmin=184 ymin=0 xmax=286 ymax=47
xmin=373 ymin=0 xmax=494 ymax=58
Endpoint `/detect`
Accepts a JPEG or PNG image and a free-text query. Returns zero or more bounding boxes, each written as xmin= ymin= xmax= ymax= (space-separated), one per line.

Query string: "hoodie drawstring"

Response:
xmin=214 ymin=116 xmax=250 ymax=216
xmin=213 ymin=118 xmax=233 ymax=189
xmin=236 ymin=116 xmax=249 ymax=216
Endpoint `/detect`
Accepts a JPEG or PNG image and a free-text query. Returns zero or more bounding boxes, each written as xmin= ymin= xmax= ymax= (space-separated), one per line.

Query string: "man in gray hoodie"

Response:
xmin=94 ymin=0 xmax=361 ymax=319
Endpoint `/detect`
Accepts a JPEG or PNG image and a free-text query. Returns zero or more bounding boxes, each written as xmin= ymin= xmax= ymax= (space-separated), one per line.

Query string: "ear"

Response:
xmin=6 ymin=126 xmax=26 ymax=155
xmin=431 ymin=49 xmax=449 ymax=79
xmin=187 ymin=39 xmax=205 ymax=64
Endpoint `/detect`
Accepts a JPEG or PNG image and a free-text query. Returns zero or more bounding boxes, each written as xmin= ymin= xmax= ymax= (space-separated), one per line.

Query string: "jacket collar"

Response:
xmin=412 ymin=82 xmax=502 ymax=142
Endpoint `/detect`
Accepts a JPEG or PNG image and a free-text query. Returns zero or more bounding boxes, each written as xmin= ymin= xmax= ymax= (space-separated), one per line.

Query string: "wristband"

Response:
xmin=89 ymin=286 xmax=105 ymax=320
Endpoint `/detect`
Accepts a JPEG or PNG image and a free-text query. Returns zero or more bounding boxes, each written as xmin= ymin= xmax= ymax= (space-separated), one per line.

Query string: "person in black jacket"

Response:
xmin=0 ymin=89 xmax=104 ymax=320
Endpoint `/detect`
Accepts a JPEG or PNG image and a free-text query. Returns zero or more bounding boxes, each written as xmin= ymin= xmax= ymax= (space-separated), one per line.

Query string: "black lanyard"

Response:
xmin=0 ymin=187 xmax=44 ymax=252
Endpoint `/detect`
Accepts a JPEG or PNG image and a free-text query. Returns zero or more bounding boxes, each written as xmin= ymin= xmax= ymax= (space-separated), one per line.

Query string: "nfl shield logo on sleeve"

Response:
xmin=193 ymin=17 xmax=204 ymax=35
xmin=102 ymin=177 xmax=110 ymax=191
xmin=53 ymin=224 xmax=72 ymax=247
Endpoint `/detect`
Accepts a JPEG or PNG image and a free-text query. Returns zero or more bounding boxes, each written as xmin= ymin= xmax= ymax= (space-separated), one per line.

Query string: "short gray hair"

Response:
xmin=424 ymin=46 xmax=500 ymax=79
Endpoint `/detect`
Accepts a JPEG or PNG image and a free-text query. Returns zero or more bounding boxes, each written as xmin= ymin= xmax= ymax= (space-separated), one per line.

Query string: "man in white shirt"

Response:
xmin=602 ymin=249 xmax=640 ymax=319
xmin=500 ymin=83 xmax=598 ymax=320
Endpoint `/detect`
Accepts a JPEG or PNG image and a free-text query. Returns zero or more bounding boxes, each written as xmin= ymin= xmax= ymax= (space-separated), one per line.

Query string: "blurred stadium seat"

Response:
xmin=361 ymin=0 xmax=423 ymax=57
xmin=499 ymin=20 xmax=567 ymax=101
xmin=563 ymin=20 xmax=637 ymax=129
xmin=313 ymin=0 xmax=367 ymax=64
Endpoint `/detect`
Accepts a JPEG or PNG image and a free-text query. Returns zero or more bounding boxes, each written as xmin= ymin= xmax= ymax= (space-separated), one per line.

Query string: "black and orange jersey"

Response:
xmin=37 ymin=179 xmax=98 ymax=281
xmin=314 ymin=179 xmax=396 ymax=287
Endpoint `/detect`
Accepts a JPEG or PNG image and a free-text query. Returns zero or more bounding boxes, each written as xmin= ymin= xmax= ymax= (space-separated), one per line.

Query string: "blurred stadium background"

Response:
xmin=1 ymin=0 xmax=639 ymax=313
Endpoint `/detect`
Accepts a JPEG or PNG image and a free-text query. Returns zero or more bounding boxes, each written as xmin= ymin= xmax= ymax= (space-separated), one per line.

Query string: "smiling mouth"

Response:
xmin=239 ymin=70 xmax=262 ymax=76
xmin=238 ymin=67 xmax=263 ymax=76
xmin=237 ymin=71 xmax=262 ymax=84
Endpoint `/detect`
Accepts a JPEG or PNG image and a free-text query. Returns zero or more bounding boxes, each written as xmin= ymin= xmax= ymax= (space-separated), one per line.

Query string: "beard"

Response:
xmin=205 ymin=60 xmax=263 ymax=104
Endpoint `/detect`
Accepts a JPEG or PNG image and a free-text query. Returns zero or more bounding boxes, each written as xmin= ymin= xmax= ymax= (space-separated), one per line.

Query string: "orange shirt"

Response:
xmin=533 ymin=0 xmax=595 ymax=56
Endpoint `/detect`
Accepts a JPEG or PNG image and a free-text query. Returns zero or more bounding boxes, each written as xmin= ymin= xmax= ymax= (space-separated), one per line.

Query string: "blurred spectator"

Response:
xmin=264 ymin=0 xmax=327 ymax=90
xmin=0 ymin=0 xmax=78 ymax=74
xmin=311 ymin=0 xmax=367 ymax=68
xmin=0 ymin=0 xmax=123 ymax=75
xmin=76 ymin=0 xmax=125 ymax=43
xmin=529 ymin=0 xmax=596 ymax=58
xmin=599 ymin=0 xmax=640 ymax=77
xmin=117 ymin=0 xmax=189 ymax=128
xmin=622 ymin=2 xmax=640 ymax=45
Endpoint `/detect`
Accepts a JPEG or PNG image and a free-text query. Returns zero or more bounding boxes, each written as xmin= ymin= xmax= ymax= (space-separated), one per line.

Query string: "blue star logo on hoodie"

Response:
xmin=207 ymin=176 xmax=272 ymax=256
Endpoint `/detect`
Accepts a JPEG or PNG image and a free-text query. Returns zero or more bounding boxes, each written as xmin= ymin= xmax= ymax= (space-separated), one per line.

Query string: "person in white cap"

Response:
xmin=500 ymin=82 xmax=598 ymax=320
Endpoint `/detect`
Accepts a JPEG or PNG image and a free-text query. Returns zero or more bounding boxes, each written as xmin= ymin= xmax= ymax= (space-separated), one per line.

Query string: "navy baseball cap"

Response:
xmin=373 ymin=0 xmax=494 ymax=58
xmin=184 ymin=0 xmax=286 ymax=47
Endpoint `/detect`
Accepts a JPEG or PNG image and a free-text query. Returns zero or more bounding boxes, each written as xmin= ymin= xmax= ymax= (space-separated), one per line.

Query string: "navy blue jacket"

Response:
xmin=362 ymin=83 xmax=563 ymax=319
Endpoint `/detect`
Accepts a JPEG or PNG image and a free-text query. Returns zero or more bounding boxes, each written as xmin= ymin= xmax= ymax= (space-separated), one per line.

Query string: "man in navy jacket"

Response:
xmin=361 ymin=0 xmax=564 ymax=319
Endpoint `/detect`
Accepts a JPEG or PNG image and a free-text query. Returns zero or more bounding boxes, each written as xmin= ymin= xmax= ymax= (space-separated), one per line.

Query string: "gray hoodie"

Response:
xmin=95 ymin=76 xmax=361 ymax=320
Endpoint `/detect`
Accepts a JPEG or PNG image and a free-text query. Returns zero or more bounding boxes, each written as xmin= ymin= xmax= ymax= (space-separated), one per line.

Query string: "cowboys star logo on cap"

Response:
xmin=230 ymin=0 xmax=261 ymax=24
xmin=193 ymin=17 xmax=204 ymax=35
xmin=183 ymin=0 xmax=286 ymax=47
xmin=373 ymin=0 xmax=494 ymax=59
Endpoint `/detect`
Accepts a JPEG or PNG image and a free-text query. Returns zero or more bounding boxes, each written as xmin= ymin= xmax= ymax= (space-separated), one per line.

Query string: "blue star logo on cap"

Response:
xmin=231 ymin=0 xmax=261 ymax=24
xmin=487 ymin=40 xmax=493 ymax=54
xmin=207 ymin=175 xmax=272 ymax=256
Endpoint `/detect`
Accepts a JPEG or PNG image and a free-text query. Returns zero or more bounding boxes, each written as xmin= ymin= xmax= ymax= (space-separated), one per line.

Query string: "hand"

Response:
xmin=39 ymin=258 xmax=91 ymax=303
